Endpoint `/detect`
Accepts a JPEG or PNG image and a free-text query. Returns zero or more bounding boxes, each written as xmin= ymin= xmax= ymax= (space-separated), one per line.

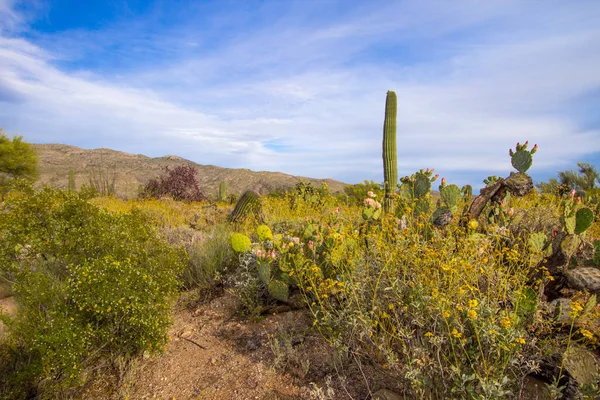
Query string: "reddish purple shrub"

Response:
xmin=141 ymin=165 xmax=207 ymax=202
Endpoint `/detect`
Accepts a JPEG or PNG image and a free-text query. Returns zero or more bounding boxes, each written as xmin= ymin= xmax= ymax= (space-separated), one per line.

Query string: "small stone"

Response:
xmin=563 ymin=345 xmax=600 ymax=386
xmin=181 ymin=330 xmax=193 ymax=338
xmin=564 ymin=267 xmax=600 ymax=292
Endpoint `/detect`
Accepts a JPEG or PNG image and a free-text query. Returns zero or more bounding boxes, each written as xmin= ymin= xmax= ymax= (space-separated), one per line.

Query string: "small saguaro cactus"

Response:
xmin=228 ymin=190 xmax=260 ymax=223
xmin=509 ymin=141 xmax=538 ymax=174
xmin=68 ymin=169 xmax=76 ymax=191
xmin=219 ymin=181 xmax=227 ymax=202
xmin=461 ymin=184 xmax=472 ymax=200
xmin=382 ymin=90 xmax=398 ymax=214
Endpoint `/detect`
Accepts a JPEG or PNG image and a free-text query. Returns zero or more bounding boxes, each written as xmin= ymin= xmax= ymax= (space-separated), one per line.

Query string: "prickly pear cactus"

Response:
xmin=528 ymin=232 xmax=551 ymax=265
xmin=414 ymin=172 xmax=431 ymax=199
xmin=362 ymin=206 xmax=382 ymax=221
xmin=561 ymin=234 xmax=581 ymax=260
xmin=440 ymin=184 xmax=461 ymax=212
xmin=268 ymin=279 xmax=290 ymax=301
xmin=258 ymin=261 xmax=271 ymax=285
xmin=511 ymin=151 xmax=532 ymax=173
xmin=509 ymin=141 xmax=537 ymax=173
xmin=564 ymin=267 xmax=600 ymax=292
xmin=529 ymin=232 xmax=547 ymax=252
xmin=564 ymin=215 xmax=577 ymax=235
xmin=575 ymin=207 xmax=594 ymax=235
xmin=484 ymin=175 xmax=501 ymax=187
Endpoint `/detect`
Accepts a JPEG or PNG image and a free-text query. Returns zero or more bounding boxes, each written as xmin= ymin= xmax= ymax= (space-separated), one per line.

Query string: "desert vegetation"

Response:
xmin=1 ymin=92 xmax=599 ymax=399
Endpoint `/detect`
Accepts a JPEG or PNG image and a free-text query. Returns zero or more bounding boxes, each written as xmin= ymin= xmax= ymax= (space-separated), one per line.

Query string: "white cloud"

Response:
xmin=0 ymin=1 xmax=599 ymax=187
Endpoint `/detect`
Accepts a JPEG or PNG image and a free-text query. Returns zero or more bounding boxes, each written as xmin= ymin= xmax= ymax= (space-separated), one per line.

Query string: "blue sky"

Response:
xmin=1 ymin=0 xmax=599 ymax=188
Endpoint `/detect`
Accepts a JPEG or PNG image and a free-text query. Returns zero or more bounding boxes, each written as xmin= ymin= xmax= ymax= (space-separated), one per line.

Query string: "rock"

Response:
xmin=180 ymin=330 xmax=193 ymax=339
xmin=562 ymin=345 xmax=600 ymax=387
xmin=520 ymin=376 xmax=552 ymax=400
xmin=246 ymin=335 xmax=262 ymax=351
xmin=564 ymin=268 xmax=600 ymax=292
xmin=372 ymin=388 xmax=404 ymax=400
xmin=550 ymin=298 xmax=574 ymax=324
xmin=505 ymin=173 xmax=534 ymax=196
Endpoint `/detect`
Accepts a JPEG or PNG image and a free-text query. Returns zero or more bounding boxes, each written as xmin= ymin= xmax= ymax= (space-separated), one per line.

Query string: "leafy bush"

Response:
xmin=0 ymin=130 xmax=38 ymax=199
xmin=0 ymin=187 xmax=186 ymax=399
xmin=141 ymin=164 xmax=207 ymax=202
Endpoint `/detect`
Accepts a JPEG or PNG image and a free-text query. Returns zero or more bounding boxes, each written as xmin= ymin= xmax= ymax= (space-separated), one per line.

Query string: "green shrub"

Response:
xmin=0 ymin=187 xmax=185 ymax=399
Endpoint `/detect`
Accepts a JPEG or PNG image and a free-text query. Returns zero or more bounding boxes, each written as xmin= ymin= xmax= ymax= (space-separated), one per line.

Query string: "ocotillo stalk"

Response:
xmin=383 ymin=90 xmax=398 ymax=213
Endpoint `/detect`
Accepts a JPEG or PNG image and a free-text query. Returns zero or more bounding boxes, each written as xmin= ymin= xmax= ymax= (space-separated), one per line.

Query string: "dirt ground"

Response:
xmin=79 ymin=289 xmax=386 ymax=400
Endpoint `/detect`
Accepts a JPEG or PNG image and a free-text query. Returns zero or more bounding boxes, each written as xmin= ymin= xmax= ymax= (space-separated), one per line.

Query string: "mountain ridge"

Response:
xmin=33 ymin=143 xmax=347 ymax=199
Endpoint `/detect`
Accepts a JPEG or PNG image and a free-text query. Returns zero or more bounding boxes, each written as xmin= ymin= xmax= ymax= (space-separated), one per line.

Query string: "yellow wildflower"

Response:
xmin=442 ymin=311 xmax=450 ymax=319
xmin=579 ymin=328 xmax=594 ymax=340
xmin=500 ymin=317 xmax=511 ymax=328
xmin=468 ymin=219 xmax=479 ymax=230
xmin=425 ymin=332 xmax=434 ymax=338
xmin=467 ymin=310 xmax=478 ymax=320
xmin=515 ymin=337 xmax=526 ymax=345
xmin=468 ymin=299 xmax=478 ymax=308
xmin=571 ymin=301 xmax=583 ymax=312
xmin=451 ymin=328 xmax=462 ymax=339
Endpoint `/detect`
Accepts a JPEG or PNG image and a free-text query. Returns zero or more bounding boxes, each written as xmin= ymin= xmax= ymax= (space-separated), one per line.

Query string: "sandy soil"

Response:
xmin=108 ymin=292 xmax=315 ymax=400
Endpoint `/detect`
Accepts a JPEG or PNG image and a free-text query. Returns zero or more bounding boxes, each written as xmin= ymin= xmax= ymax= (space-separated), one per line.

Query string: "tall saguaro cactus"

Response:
xmin=383 ymin=90 xmax=398 ymax=213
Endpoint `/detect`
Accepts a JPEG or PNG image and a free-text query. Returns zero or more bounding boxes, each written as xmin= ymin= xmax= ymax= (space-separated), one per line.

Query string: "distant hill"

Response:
xmin=33 ymin=144 xmax=347 ymax=199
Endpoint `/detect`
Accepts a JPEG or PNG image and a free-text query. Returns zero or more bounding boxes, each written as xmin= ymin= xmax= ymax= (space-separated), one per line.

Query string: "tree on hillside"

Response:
xmin=141 ymin=164 xmax=207 ymax=202
xmin=0 ymin=129 xmax=38 ymax=198
xmin=537 ymin=162 xmax=599 ymax=195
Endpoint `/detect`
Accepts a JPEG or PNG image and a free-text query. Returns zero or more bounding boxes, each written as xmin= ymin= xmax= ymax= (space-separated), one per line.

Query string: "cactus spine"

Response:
xmin=228 ymin=190 xmax=260 ymax=222
xmin=383 ymin=90 xmax=398 ymax=213
xmin=219 ymin=181 xmax=227 ymax=202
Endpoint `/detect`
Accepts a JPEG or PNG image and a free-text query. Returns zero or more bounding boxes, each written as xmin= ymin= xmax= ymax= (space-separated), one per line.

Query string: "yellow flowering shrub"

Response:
xmin=0 ymin=187 xmax=185 ymax=398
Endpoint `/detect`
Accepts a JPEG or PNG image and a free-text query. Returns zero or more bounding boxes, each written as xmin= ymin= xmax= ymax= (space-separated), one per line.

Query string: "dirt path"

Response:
xmin=118 ymin=292 xmax=314 ymax=400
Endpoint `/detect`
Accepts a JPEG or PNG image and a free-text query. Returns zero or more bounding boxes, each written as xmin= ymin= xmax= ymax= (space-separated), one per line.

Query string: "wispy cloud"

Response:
xmin=0 ymin=0 xmax=599 ymax=187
